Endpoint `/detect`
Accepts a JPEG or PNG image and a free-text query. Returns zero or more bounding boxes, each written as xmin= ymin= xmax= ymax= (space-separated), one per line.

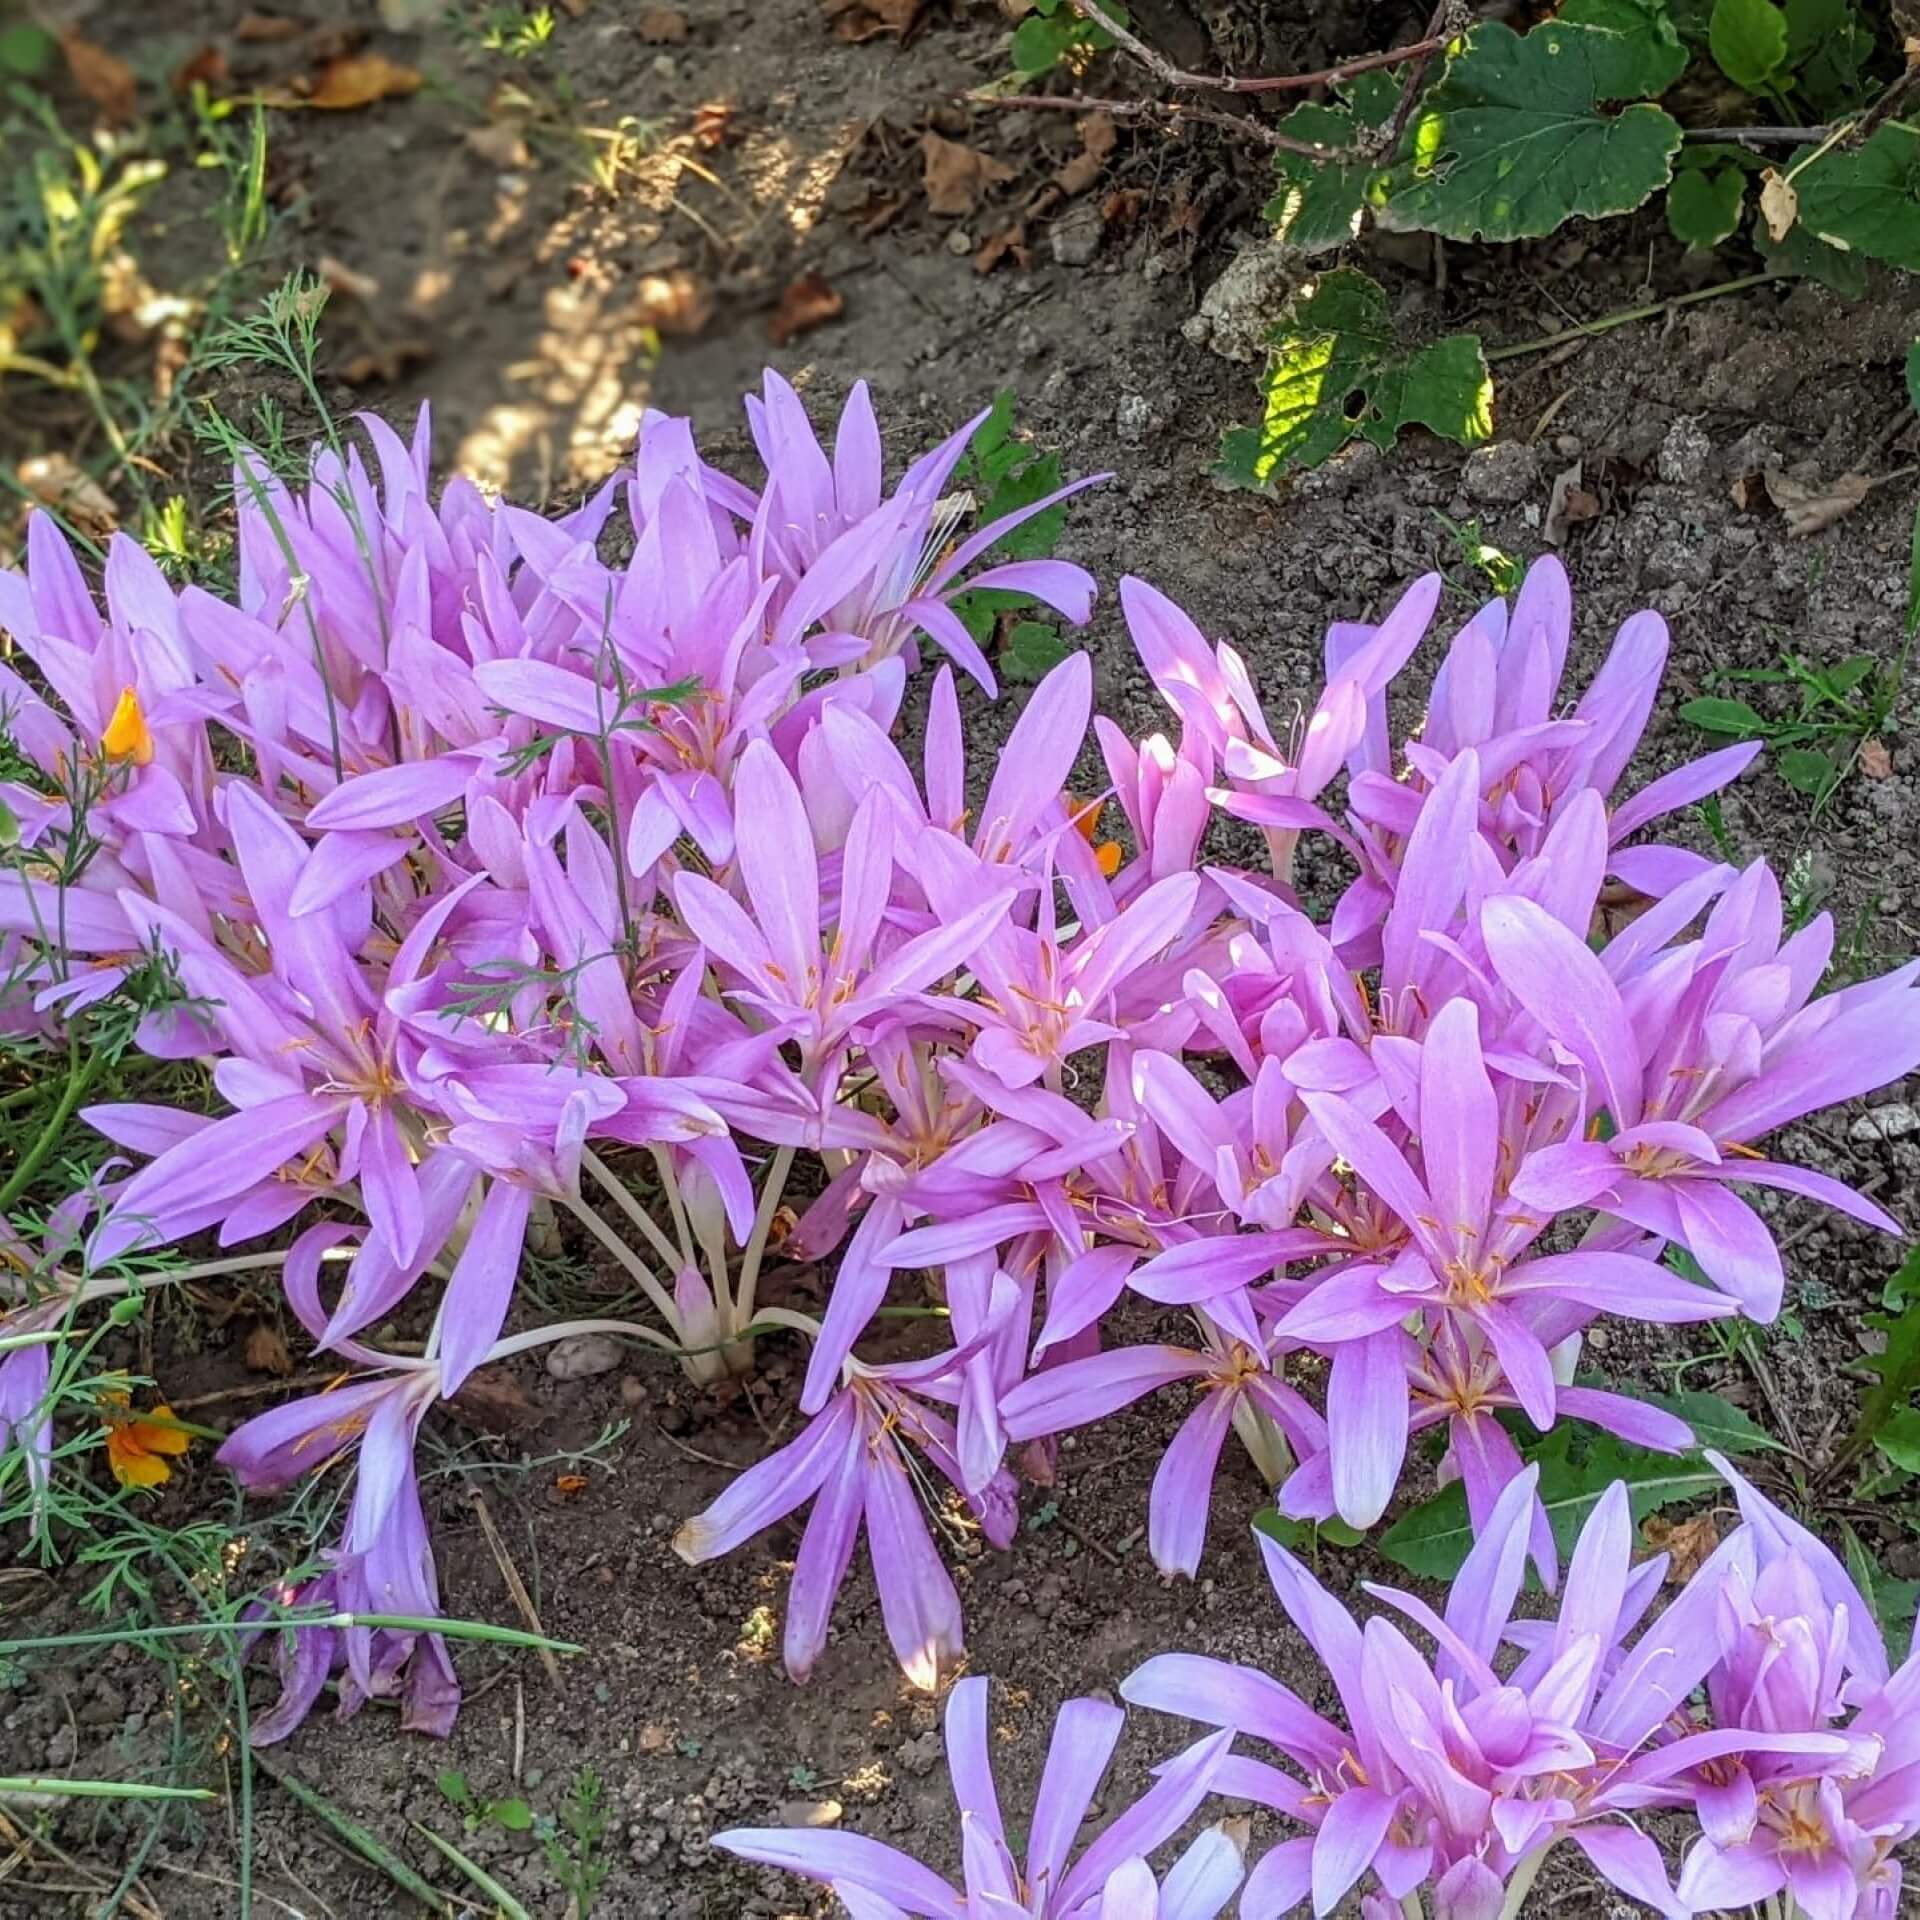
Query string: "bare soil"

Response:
xmin=5 ymin=2 xmax=1920 ymax=1915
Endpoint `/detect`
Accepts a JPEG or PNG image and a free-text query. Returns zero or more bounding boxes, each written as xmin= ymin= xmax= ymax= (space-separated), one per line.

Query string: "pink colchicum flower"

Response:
xmin=715 ymin=1675 xmax=1242 ymax=1918
xmin=6 ymin=368 xmax=1917 ymax=1764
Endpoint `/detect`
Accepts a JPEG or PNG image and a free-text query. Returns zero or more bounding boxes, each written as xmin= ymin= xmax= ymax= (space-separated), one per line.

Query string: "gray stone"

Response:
xmin=1461 ymin=441 xmax=1540 ymax=507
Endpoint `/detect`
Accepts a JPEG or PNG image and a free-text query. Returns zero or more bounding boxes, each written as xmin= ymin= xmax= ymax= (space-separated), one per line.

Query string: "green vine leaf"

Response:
xmin=1708 ymin=0 xmax=1789 ymax=93
xmin=1668 ymin=163 xmax=1747 ymax=248
xmin=1646 ymin=1389 xmax=1785 ymax=1455
xmin=1262 ymin=70 xmax=1399 ymax=255
xmin=1378 ymin=19 xmax=1685 ymax=243
xmin=1794 ymin=125 xmax=1920 ymax=274
xmin=1378 ymin=1426 xmax=1724 ymax=1579
xmin=1219 ymin=269 xmax=1491 ymax=487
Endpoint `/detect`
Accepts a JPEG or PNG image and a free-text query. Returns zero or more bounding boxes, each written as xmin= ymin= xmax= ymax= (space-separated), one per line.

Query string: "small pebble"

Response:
xmin=945 ymin=227 xmax=974 ymax=258
xmin=546 ymin=1332 xmax=626 ymax=1380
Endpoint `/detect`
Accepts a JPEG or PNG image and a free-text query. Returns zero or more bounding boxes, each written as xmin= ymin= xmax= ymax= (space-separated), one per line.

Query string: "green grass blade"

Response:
xmin=0 ymin=1776 xmax=214 ymax=1800
xmin=251 ymin=1750 xmax=454 ymax=1917
xmin=413 ymin=1820 xmax=535 ymax=1920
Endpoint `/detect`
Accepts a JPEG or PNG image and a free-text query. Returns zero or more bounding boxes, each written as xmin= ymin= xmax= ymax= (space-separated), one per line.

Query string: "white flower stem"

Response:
xmin=559 ymin=1194 xmax=680 ymax=1330
xmin=651 ymin=1148 xmax=697 ymax=1267
xmin=486 ymin=1316 xmax=679 ymax=1361
xmin=732 ymin=1144 xmax=795 ymax=1333
xmin=581 ymin=1148 xmax=688 ymax=1275
xmin=1496 ymin=1847 xmax=1549 ymax=1920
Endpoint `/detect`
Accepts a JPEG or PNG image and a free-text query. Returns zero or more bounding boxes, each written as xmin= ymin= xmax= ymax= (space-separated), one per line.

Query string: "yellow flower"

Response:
xmin=101 ymin=686 xmax=155 ymax=767
xmin=102 ymin=1392 xmax=191 ymax=1487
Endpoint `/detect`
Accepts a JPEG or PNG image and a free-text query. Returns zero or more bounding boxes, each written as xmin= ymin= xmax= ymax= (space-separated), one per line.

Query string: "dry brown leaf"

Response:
xmin=236 ymin=11 xmax=305 ymax=40
xmin=922 ymin=130 xmax=1014 ymax=218
xmin=62 ymin=33 xmax=137 ymax=124
xmin=377 ymin=0 xmax=442 ymax=25
xmin=1758 ymin=167 xmax=1798 ymax=243
xmin=1544 ymin=459 xmax=1600 ymax=546
xmin=1730 ymin=471 xmax=1755 ymax=511
xmin=635 ymin=270 xmax=714 ymax=336
xmin=1591 ymin=877 xmax=1655 ymax=943
xmin=19 ymin=454 xmax=118 ymax=536
xmin=1102 ymin=186 xmax=1145 ymax=232
xmin=1764 ymin=465 xmax=1870 ymax=537
xmin=638 ymin=4 xmax=689 ymax=40
xmin=173 ymin=44 xmax=230 ymax=96
xmin=691 ymin=99 xmax=734 ymax=149
xmin=244 ymin=1324 xmax=293 ymax=1377
xmin=318 ymin=254 xmax=381 ymax=302
xmin=557 ymin=0 xmax=591 ymax=14
xmin=768 ymin=271 xmax=844 ymax=345
xmin=301 ymin=52 xmax=422 ymax=110
xmin=1643 ymin=1510 xmax=1720 ymax=1583
xmin=974 ymin=221 xmax=1031 ymax=273
xmin=465 ymin=122 xmax=531 ymax=169
xmin=822 ymin=0 xmax=924 ymax=42
xmin=1055 ymin=111 xmax=1117 ymax=198
xmin=1861 ymin=736 xmax=1894 ymax=780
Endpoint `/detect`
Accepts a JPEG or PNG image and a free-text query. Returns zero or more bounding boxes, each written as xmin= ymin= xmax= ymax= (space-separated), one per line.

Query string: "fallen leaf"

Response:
xmin=691 ymin=99 xmax=733 ymax=149
xmin=465 ymin=122 xmax=531 ymax=168
xmin=638 ymin=1723 xmax=674 ymax=1751
xmin=1591 ymin=878 xmax=1654 ymax=943
xmin=61 ymin=32 xmax=136 ymax=124
xmin=558 ymin=0 xmax=591 ymax=14
xmin=378 ymin=0 xmax=442 ymax=25
xmin=553 ymin=1472 xmax=589 ymax=1497
xmin=1544 ymin=459 xmax=1600 ymax=546
xmin=301 ymin=52 xmax=422 ymax=110
xmin=1643 ymin=1510 xmax=1719 ymax=1583
xmin=922 ymin=130 xmax=1014 ymax=218
xmin=235 ymin=11 xmax=305 ymax=40
xmin=1730 ymin=471 xmax=1755 ymax=510
xmin=1763 ymin=465 xmax=1870 ymax=537
xmin=638 ymin=4 xmax=689 ymax=40
xmin=1861 ymin=737 xmax=1893 ymax=779
xmin=1054 ymin=112 xmax=1117 ymax=198
xmin=1102 ymin=186 xmax=1144 ymax=232
xmin=974 ymin=221 xmax=1030 ymax=273
xmin=768 ymin=271 xmax=844 ymax=344
xmin=318 ymin=254 xmax=381 ymax=302
xmin=635 ymin=270 xmax=713 ymax=335
xmin=822 ymin=0 xmax=924 ymax=42
xmin=172 ymin=44 xmax=229 ymax=96
xmin=19 ymin=454 xmax=118 ymax=536
xmin=1758 ymin=167 xmax=1798 ymax=243
xmin=244 ymin=1324 xmax=293 ymax=1376
xmin=338 ymin=334 xmax=431 ymax=383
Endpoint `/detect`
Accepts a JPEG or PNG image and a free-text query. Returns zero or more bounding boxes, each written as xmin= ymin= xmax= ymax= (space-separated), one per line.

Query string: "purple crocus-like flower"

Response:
xmin=1124 ymin=1466 xmax=1851 ymax=1919
xmin=218 ymin=1324 xmax=456 ymax=1740
xmin=1491 ymin=876 xmax=1920 ymax=1321
xmin=715 ymin=1674 xmax=1240 ymax=1917
xmin=673 ymin=1282 xmax=1023 ymax=1687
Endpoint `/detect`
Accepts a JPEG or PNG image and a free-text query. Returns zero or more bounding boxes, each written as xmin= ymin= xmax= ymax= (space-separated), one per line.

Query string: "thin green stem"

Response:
xmin=0 ymin=1038 xmax=106 ymax=1215
xmin=1485 ymin=272 xmax=1783 ymax=365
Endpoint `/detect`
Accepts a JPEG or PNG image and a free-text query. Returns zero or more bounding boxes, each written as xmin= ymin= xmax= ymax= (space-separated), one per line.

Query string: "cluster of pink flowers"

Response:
xmin=1 ymin=372 xmax=1915 ymax=1880
xmin=722 ymin=1456 xmax=1920 ymax=1918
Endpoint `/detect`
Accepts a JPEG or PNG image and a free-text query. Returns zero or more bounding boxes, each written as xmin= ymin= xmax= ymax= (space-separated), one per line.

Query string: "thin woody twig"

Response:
xmin=964 ymin=88 xmax=1341 ymax=158
xmin=1068 ymin=0 xmax=1445 ymax=96
xmin=1683 ymin=125 xmax=1833 ymax=146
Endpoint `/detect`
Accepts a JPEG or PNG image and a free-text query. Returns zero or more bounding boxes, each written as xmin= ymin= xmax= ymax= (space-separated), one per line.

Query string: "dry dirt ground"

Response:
xmin=4 ymin=2 xmax=1920 ymax=1916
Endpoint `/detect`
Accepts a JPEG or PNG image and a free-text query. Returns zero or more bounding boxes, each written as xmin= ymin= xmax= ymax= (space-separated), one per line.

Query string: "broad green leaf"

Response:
xmin=1774 ymin=746 xmax=1838 ymax=797
xmin=1668 ymin=164 xmax=1746 ymax=248
xmin=1758 ymin=209 xmax=1871 ymax=297
xmin=489 ymin=1798 xmax=534 ymax=1832
xmin=1845 ymin=1246 xmax=1920 ymax=1462
xmin=1559 ymin=0 xmax=1690 ymax=88
xmin=1795 ymin=126 xmax=1920 ymax=274
xmin=1709 ymin=0 xmax=1789 ymax=91
xmin=1679 ymin=695 xmax=1767 ymax=735
xmin=1379 ymin=20 xmax=1683 ymax=243
xmin=1001 ymin=622 xmax=1075 ymax=683
xmin=1253 ymin=1509 xmax=1366 ymax=1552
xmin=0 ymin=23 xmax=54 ymax=75
xmin=1648 ymin=1389 xmax=1785 ymax=1454
xmin=1874 ymin=1406 xmax=1920 ymax=1474
xmin=1379 ymin=1427 xmax=1724 ymax=1578
xmin=1010 ymin=14 xmax=1075 ymax=74
xmin=1218 ymin=269 xmax=1491 ymax=485
xmin=1783 ymin=0 xmax=1873 ymax=117
xmin=1264 ymin=73 xmax=1400 ymax=254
